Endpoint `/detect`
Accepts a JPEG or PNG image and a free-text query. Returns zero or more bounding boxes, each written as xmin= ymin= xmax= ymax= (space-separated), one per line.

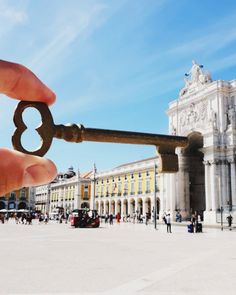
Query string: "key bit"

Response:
xmin=12 ymin=101 xmax=188 ymax=173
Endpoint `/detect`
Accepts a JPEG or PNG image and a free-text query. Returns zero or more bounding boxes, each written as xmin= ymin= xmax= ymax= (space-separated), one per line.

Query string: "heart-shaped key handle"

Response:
xmin=12 ymin=101 xmax=55 ymax=156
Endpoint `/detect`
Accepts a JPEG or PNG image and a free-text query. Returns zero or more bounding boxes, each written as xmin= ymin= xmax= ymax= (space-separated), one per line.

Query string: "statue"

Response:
xmin=186 ymin=60 xmax=203 ymax=84
xmin=227 ymin=105 xmax=236 ymax=126
xmin=179 ymin=60 xmax=212 ymax=97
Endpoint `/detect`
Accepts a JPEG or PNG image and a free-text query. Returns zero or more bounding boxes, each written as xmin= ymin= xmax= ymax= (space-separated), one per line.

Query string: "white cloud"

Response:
xmin=0 ymin=0 xmax=27 ymax=37
xmin=27 ymin=3 xmax=108 ymax=77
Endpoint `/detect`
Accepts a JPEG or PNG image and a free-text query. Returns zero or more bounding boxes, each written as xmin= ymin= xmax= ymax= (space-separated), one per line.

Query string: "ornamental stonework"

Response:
xmin=179 ymin=100 xmax=209 ymax=133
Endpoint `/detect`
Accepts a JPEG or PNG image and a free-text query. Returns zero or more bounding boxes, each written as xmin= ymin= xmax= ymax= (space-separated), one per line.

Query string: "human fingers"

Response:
xmin=0 ymin=60 xmax=55 ymax=105
xmin=0 ymin=148 xmax=57 ymax=195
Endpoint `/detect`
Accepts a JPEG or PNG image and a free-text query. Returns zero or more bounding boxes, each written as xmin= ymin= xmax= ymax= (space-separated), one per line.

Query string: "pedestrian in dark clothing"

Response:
xmin=145 ymin=212 xmax=149 ymax=225
xmin=109 ymin=214 xmax=113 ymax=225
xmin=105 ymin=213 xmax=109 ymax=223
xmin=227 ymin=214 xmax=233 ymax=230
xmin=166 ymin=214 xmax=172 ymax=233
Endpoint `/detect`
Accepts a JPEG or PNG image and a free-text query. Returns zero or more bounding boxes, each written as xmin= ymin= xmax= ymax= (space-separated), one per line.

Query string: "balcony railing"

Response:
xmin=138 ymin=191 xmax=142 ymax=195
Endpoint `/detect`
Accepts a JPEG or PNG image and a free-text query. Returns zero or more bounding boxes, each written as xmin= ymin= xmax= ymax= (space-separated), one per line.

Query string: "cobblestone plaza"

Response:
xmin=0 ymin=220 xmax=235 ymax=294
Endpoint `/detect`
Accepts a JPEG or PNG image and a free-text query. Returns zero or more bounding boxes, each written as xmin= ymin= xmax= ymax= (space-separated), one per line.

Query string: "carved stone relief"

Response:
xmin=178 ymin=100 xmax=209 ymax=134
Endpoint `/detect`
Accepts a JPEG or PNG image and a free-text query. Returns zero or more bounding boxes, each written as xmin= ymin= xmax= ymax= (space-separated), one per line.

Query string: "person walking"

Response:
xmin=116 ymin=212 xmax=121 ymax=223
xmin=166 ymin=214 xmax=172 ymax=233
xmin=227 ymin=214 xmax=233 ymax=230
xmin=109 ymin=214 xmax=113 ymax=225
xmin=145 ymin=212 xmax=149 ymax=226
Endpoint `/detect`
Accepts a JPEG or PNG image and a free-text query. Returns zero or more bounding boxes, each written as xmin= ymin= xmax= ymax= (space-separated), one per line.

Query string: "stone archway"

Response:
xmin=137 ymin=198 xmax=143 ymax=215
xmin=144 ymin=197 xmax=151 ymax=214
xmin=116 ymin=200 xmax=121 ymax=214
xmin=95 ymin=201 xmax=99 ymax=211
xmin=123 ymin=199 xmax=128 ymax=215
xmin=0 ymin=201 xmax=5 ymax=210
xmin=182 ymin=132 xmax=205 ymax=216
xmin=130 ymin=199 xmax=135 ymax=215
xmin=111 ymin=200 xmax=115 ymax=214
xmin=18 ymin=202 xmax=27 ymax=210
xmin=81 ymin=202 xmax=89 ymax=209
xmin=105 ymin=201 xmax=109 ymax=214
xmin=100 ymin=201 xmax=104 ymax=216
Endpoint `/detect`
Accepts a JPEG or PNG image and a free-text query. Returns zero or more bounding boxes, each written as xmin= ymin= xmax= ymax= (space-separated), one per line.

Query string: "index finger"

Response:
xmin=0 ymin=60 xmax=56 ymax=105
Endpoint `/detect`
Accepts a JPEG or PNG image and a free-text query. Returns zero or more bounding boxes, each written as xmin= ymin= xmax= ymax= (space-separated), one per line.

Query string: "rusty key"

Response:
xmin=12 ymin=101 xmax=188 ymax=173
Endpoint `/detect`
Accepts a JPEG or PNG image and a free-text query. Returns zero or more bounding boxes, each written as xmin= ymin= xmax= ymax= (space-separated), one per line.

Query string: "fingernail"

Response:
xmin=23 ymin=171 xmax=36 ymax=187
xmin=22 ymin=164 xmax=51 ymax=187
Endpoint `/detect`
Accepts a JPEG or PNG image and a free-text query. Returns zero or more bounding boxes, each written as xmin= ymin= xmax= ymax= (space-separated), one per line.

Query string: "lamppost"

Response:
xmin=154 ymin=162 xmax=157 ymax=230
xmin=92 ymin=164 xmax=97 ymax=210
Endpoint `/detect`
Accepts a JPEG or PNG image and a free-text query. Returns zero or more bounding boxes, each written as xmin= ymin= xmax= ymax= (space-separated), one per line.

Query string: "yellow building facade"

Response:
xmin=34 ymin=168 xmax=92 ymax=214
xmin=92 ymin=157 xmax=159 ymax=219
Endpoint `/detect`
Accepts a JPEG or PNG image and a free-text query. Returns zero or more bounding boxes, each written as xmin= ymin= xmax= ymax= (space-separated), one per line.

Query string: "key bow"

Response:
xmin=12 ymin=101 xmax=55 ymax=156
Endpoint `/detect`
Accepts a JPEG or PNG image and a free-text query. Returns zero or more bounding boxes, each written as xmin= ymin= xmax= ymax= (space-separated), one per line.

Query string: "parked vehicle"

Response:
xmin=70 ymin=209 xmax=100 ymax=228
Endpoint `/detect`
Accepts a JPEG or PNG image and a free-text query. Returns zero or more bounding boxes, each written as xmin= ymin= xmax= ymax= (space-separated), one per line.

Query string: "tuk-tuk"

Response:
xmin=70 ymin=209 xmax=100 ymax=228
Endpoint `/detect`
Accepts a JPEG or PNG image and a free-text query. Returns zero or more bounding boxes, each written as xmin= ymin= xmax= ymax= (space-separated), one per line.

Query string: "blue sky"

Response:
xmin=1 ymin=0 xmax=236 ymax=173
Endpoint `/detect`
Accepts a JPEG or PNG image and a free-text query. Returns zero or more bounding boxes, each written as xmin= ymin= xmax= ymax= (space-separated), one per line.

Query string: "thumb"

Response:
xmin=0 ymin=148 xmax=57 ymax=195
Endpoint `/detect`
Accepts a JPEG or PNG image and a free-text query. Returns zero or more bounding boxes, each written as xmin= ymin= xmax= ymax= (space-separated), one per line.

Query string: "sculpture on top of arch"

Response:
xmin=179 ymin=60 xmax=212 ymax=97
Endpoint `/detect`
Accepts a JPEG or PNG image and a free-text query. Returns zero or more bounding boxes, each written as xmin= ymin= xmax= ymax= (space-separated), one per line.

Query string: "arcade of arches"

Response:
xmin=95 ymin=197 xmax=160 ymax=218
xmin=0 ymin=190 xmax=28 ymax=211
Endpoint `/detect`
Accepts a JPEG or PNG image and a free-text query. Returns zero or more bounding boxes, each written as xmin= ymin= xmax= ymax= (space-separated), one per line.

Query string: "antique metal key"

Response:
xmin=12 ymin=101 xmax=188 ymax=173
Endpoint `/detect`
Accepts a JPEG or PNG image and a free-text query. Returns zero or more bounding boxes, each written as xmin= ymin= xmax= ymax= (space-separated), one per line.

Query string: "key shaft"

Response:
xmin=54 ymin=123 xmax=187 ymax=148
xmin=12 ymin=101 xmax=189 ymax=173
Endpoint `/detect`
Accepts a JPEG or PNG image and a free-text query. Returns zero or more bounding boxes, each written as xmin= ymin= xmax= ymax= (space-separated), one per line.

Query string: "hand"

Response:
xmin=0 ymin=60 xmax=57 ymax=195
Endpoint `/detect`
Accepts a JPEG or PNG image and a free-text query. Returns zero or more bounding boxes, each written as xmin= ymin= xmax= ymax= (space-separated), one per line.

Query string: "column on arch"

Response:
xmin=209 ymin=160 xmax=219 ymax=211
xmin=203 ymin=161 xmax=211 ymax=211
xmin=229 ymin=158 xmax=236 ymax=209
xmin=176 ymin=154 xmax=190 ymax=218
xmin=169 ymin=173 xmax=177 ymax=215
xmin=159 ymin=173 xmax=166 ymax=215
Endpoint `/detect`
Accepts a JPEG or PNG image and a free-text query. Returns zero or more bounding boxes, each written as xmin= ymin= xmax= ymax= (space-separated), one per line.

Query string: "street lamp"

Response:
xmin=154 ymin=162 xmax=157 ymax=230
xmin=92 ymin=164 xmax=97 ymax=210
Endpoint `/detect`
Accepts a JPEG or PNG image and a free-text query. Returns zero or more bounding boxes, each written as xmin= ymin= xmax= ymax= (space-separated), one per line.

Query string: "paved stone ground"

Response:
xmin=0 ymin=219 xmax=236 ymax=295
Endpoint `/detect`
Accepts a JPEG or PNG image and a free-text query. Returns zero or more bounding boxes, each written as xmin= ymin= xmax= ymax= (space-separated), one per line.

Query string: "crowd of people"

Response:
xmin=102 ymin=212 xmax=153 ymax=225
xmin=0 ymin=211 xmax=71 ymax=225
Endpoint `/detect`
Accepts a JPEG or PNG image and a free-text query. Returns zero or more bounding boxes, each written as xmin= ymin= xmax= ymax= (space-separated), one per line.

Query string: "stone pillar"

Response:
xmin=230 ymin=159 xmax=236 ymax=208
xmin=177 ymin=171 xmax=186 ymax=212
xmin=203 ymin=161 xmax=211 ymax=211
xmin=74 ymin=184 xmax=80 ymax=209
xmin=165 ymin=175 xmax=170 ymax=212
xmin=169 ymin=174 xmax=176 ymax=219
xmin=127 ymin=200 xmax=131 ymax=216
xmin=159 ymin=174 xmax=165 ymax=215
xmin=90 ymin=178 xmax=95 ymax=210
xmin=142 ymin=197 xmax=146 ymax=216
xmin=209 ymin=161 xmax=218 ymax=211
xmin=184 ymin=172 xmax=190 ymax=215
xmin=97 ymin=201 xmax=100 ymax=215
xmin=221 ymin=160 xmax=228 ymax=207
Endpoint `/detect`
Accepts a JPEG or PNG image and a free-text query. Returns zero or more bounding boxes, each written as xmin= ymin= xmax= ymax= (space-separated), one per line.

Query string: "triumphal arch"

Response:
xmin=161 ymin=61 xmax=236 ymax=224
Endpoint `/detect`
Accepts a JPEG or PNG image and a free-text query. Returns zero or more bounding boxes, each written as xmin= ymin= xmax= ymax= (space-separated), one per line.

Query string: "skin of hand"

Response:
xmin=0 ymin=60 xmax=57 ymax=195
